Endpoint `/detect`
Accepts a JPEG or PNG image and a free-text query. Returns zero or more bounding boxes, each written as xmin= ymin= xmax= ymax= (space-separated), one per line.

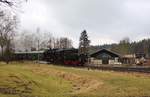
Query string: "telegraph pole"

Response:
xmin=38 ymin=39 xmax=40 ymax=63
xmin=36 ymin=27 xmax=40 ymax=63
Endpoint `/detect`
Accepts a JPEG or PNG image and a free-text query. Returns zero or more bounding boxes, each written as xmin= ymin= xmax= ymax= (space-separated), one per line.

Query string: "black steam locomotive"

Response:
xmin=43 ymin=48 xmax=81 ymax=66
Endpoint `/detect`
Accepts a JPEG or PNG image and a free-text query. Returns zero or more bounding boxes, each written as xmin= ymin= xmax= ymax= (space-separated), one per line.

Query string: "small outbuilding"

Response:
xmin=90 ymin=49 xmax=121 ymax=65
xmin=121 ymin=54 xmax=136 ymax=64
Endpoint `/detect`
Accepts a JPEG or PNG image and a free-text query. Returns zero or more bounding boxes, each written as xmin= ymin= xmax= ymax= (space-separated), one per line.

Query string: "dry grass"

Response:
xmin=29 ymin=65 xmax=103 ymax=94
xmin=0 ymin=62 xmax=150 ymax=97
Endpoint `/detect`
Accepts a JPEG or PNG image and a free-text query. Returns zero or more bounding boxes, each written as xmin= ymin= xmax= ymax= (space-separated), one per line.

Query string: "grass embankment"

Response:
xmin=0 ymin=62 xmax=150 ymax=97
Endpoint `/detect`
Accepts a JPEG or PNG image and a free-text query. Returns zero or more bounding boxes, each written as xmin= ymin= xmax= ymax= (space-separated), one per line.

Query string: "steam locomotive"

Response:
xmin=43 ymin=48 xmax=81 ymax=66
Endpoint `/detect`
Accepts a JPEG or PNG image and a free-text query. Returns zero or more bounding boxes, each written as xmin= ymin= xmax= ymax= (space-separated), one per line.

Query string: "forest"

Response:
xmin=89 ymin=38 xmax=150 ymax=57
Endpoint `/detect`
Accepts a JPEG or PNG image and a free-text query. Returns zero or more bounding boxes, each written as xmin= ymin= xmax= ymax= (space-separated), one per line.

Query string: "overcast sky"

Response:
xmin=20 ymin=0 xmax=150 ymax=47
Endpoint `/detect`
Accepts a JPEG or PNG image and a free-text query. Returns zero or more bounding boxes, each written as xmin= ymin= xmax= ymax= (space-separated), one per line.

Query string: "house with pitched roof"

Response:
xmin=90 ymin=49 xmax=122 ymax=65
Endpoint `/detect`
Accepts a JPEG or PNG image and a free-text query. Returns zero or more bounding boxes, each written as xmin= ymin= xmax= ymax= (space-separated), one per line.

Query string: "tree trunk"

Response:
xmin=1 ymin=46 xmax=4 ymax=61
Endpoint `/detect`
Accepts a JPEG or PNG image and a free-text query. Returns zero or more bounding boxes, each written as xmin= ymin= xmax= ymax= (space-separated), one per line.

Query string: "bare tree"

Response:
xmin=17 ymin=29 xmax=73 ymax=51
xmin=0 ymin=12 xmax=17 ymax=62
xmin=0 ymin=0 xmax=27 ymax=63
xmin=59 ymin=37 xmax=73 ymax=49
xmin=0 ymin=0 xmax=27 ymax=7
xmin=47 ymin=37 xmax=53 ymax=49
xmin=50 ymin=37 xmax=73 ymax=49
xmin=40 ymin=32 xmax=53 ymax=50
xmin=21 ymin=33 xmax=33 ymax=51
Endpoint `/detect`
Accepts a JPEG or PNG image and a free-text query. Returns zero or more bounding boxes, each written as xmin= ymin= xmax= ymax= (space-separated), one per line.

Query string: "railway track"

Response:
xmin=87 ymin=65 xmax=150 ymax=73
xmin=39 ymin=62 xmax=150 ymax=73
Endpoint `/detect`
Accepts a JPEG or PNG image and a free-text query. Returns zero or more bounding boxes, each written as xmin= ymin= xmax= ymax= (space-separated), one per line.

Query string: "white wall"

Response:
xmin=90 ymin=58 xmax=102 ymax=65
xmin=90 ymin=57 xmax=121 ymax=65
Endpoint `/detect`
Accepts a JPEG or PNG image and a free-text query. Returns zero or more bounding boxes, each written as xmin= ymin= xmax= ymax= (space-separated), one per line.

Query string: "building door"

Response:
xmin=102 ymin=59 xmax=109 ymax=64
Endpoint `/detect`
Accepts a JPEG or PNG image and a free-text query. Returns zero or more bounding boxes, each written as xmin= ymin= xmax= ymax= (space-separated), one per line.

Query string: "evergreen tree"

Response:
xmin=111 ymin=37 xmax=130 ymax=55
xmin=79 ymin=30 xmax=90 ymax=65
